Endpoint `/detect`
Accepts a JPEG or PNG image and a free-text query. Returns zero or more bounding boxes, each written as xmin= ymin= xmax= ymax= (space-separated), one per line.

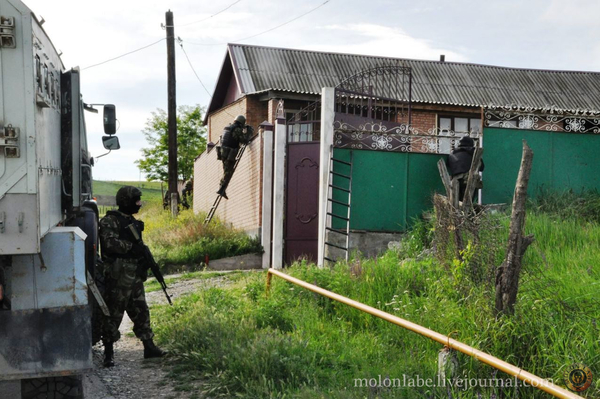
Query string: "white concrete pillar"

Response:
xmin=317 ymin=88 xmax=335 ymax=268
xmin=260 ymin=121 xmax=274 ymax=269
xmin=271 ymin=102 xmax=287 ymax=269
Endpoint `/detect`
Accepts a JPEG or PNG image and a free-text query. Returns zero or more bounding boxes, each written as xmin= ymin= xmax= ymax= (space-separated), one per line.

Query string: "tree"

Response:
xmin=136 ymin=105 xmax=207 ymax=182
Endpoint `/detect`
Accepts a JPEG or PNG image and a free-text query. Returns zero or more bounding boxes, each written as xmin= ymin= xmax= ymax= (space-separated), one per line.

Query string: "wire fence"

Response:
xmin=432 ymin=194 xmax=511 ymax=292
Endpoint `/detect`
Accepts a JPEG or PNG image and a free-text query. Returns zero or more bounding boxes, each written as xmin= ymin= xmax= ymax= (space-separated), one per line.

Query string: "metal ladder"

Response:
xmin=203 ymin=143 xmax=249 ymax=226
xmin=323 ymin=148 xmax=353 ymax=265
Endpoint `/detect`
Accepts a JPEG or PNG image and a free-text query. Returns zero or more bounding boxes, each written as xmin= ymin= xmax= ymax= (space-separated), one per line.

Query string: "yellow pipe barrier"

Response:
xmin=266 ymin=268 xmax=583 ymax=399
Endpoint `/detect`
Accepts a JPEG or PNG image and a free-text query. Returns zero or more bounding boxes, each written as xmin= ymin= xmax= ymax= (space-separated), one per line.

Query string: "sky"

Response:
xmin=21 ymin=0 xmax=600 ymax=181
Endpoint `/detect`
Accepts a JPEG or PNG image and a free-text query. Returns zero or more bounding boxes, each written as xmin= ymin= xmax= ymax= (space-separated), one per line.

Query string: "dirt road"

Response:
xmin=83 ymin=274 xmax=233 ymax=399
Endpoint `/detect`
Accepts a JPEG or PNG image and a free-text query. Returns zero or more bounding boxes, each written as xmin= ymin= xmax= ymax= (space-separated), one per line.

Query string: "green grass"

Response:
xmin=93 ymin=180 xmax=164 ymax=202
xmin=151 ymin=197 xmax=600 ymax=398
xmin=94 ymin=181 xmax=262 ymax=270
xmin=144 ymin=271 xmax=241 ymax=293
xmin=140 ymin=201 xmax=262 ymax=271
xmin=529 ymin=188 xmax=600 ymax=224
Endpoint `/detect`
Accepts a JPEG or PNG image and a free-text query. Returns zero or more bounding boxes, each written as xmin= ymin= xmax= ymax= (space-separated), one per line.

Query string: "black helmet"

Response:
xmin=116 ymin=186 xmax=142 ymax=214
xmin=235 ymin=115 xmax=246 ymax=125
xmin=458 ymin=136 xmax=474 ymax=148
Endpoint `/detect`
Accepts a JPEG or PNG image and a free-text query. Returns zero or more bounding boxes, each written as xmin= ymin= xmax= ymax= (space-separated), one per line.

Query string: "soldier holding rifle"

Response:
xmin=99 ymin=186 xmax=170 ymax=368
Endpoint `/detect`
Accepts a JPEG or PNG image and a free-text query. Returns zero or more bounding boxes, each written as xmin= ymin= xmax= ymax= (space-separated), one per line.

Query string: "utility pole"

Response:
xmin=166 ymin=10 xmax=178 ymax=216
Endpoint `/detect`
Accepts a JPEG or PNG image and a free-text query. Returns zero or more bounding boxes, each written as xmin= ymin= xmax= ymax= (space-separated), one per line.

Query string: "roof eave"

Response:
xmin=204 ymin=45 xmax=244 ymax=124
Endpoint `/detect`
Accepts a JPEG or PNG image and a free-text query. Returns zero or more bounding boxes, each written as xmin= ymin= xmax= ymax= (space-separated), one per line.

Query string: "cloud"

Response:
xmin=540 ymin=0 xmax=600 ymax=26
xmin=310 ymin=24 xmax=466 ymax=62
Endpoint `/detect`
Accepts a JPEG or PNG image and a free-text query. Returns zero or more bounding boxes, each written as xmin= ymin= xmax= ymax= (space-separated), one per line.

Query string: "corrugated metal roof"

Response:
xmin=228 ymin=43 xmax=600 ymax=113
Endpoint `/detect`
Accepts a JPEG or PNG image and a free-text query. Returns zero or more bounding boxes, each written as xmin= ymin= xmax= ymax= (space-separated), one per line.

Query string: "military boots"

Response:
xmin=143 ymin=339 xmax=167 ymax=359
xmin=216 ymin=186 xmax=228 ymax=200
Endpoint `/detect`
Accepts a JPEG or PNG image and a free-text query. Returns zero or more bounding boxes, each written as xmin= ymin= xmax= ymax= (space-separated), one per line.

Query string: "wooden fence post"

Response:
xmin=495 ymin=140 xmax=535 ymax=316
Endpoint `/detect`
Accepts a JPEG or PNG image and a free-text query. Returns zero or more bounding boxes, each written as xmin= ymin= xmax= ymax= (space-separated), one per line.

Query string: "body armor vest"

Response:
xmin=104 ymin=210 xmax=144 ymax=258
xmin=220 ymin=124 xmax=239 ymax=148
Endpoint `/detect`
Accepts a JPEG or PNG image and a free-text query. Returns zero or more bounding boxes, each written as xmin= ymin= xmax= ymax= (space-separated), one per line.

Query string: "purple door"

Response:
xmin=285 ymin=142 xmax=320 ymax=265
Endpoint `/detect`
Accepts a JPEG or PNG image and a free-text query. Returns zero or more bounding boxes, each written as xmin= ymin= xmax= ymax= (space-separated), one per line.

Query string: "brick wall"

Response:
xmin=267 ymin=98 xmax=279 ymax=122
xmin=411 ymin=111 xmax=437 ymax=131
xmin=397 ymin=109 xmax=437 ymax=131
xmin=207 ymin=98 xmax=245 ymax=143
xmin=207 ymin=96 xmax=269 ymax=143
xmin=194 ymin=96 xmax=267 ymax=235
xmin=246 ymin=96 xmax=268 ymax=131
xmin=193 ymin=135 xmax=263 ymax=235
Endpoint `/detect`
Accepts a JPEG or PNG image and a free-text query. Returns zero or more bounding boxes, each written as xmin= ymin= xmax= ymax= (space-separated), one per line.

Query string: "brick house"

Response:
xmin=194 ymin=43 xmax=600 ymax=268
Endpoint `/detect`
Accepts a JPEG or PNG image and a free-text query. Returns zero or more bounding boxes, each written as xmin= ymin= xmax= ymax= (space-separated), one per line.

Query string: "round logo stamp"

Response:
xmin=564 ymin=363 xmax=593 ymax=392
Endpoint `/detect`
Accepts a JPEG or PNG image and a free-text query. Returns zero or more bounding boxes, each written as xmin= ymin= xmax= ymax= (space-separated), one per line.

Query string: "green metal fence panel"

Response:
xmin=407 ymin=154 xmax=446 ymax=222
xmin=333 ymin=149 xmax=408 ymax=231
xmin=552 ymin=132 xmax=600 ymax=192
xmin=483 ymin=128 xmax=552 ymax=203
xmin=332 ymin=149 xmax=443 ymax=232
xmin=483 ymin=127 xmax=600 ymax=204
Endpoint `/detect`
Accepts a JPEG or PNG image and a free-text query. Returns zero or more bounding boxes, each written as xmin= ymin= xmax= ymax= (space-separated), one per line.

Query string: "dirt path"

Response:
xmin=83 ymin=274 xmax=235 ymax=399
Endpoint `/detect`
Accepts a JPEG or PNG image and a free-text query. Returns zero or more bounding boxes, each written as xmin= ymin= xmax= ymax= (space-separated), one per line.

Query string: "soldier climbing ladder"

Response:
xmin=204 ymin=141 xmax=249 ymax=226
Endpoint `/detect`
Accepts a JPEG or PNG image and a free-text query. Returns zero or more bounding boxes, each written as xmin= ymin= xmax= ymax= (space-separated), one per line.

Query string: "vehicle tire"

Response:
xmin=21 ymin=375 xmax=83 ymax=399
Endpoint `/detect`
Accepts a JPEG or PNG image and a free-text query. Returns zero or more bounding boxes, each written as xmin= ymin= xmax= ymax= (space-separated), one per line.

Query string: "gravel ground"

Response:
xmin=83 ymin=274 xmax=236 ymax=399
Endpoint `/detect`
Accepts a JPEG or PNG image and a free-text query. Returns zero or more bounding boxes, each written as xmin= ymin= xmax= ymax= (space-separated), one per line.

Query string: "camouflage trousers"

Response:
xmin=219 ymin=160 xmax=236 ymax=189
xmin=102 ymin=264 xmax=153 ymax=343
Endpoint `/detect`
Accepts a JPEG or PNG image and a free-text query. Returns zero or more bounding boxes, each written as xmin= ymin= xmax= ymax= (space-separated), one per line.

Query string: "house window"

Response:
xmin=35 ymin=55 xmax=42 ymax=92
xmin=43 ymin=64 xmax=49 ymax=95
xmin=286 ymin=110 xmax=320 ymax=142
xmin=438 ymin=115 xmax=482 ymax=154
xmin=438 ymin=116 xmax=482 ymax=135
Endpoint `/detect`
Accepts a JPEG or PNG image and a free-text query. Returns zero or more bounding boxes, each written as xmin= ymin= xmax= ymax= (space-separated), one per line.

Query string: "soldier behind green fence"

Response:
xmin=99 ymin=185 xmax=166 ymax=367
xmin=216 ymin=115 xmax=253 ymax=199
xmin=447 ymin=136 xmax=485 ymax=202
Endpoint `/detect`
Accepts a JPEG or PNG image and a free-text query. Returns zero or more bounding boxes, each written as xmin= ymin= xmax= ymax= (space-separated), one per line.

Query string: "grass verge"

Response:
xmin=151 ymin=203 xmax=600 ymax=398
xmin=93 ymin=180 xmax=164 ymax=201
xmin=140 ymin=200 xmax=262 ymax=271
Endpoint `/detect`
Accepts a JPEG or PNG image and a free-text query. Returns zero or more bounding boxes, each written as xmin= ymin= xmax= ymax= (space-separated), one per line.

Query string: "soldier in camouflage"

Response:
xmin=181 ymin=178 xmax=193 ymax=209
xmin=99 ymin=186 xmax=166 ymax=367
xmin=216 ymin=115 xmax=253 ymax=199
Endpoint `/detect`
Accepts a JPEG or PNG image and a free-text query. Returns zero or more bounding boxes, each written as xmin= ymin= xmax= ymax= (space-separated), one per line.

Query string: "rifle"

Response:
xmin=126 ymin=223 xmax=173 ymax=305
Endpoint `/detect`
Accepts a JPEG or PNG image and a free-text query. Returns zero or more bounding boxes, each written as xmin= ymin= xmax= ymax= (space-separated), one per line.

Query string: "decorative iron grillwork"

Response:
xmin=337 ymin=64 xmax=412 ymax=102
xmin=335 ymin=63 xmax=412 ymax=125
xmin=286 ymin=100 xmax=321 ymax=142
xmin=333 ymin=121 xmax=480 ymax=155
xmin=484 ymin=104 xmax=600 ymax=134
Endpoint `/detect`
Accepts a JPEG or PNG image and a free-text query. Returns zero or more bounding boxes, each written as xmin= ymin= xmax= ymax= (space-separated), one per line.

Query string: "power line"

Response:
xmin=236 ymin=0 xmax=330 ymax=42
xmin=178 ymin=39 xmax=236 ymax=118
xmin=183 ymin=0 xmax=331 ymax=46
xmin=178 ymin=0 xmax=243 ymax=28
xmin=82 ymin=38 xmax=166 ymax=70
xmin=177 ymin=38 xmax=212 ymax=98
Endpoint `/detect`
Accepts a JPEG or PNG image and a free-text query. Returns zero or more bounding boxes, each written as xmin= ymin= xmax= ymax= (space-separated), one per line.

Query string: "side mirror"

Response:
xmin=103 ymin=104 xmax=116 ymax=134
xmin=102 ymin=135 xmax=120 ymax=150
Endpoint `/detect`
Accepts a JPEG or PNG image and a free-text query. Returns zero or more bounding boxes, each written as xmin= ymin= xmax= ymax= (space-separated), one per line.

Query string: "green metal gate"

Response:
xmin=331 ymin=149 xmax=444 ymax=232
